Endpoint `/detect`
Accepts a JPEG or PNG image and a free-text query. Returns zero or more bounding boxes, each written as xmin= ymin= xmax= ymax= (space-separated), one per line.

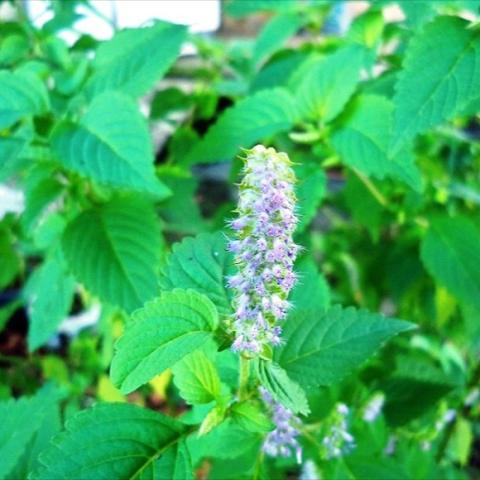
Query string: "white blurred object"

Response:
xmin=26 ymin=0 xmax=220 ymax=45
xmin=0 ymin=185 xmax=25 ymax=219
xmin=58 ymin=303 xmax=101 ymax=337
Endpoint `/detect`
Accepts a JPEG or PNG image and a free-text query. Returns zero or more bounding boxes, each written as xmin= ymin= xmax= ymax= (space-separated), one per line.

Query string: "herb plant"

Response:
xmin=1 ymin=1 xmax=479 ymax=479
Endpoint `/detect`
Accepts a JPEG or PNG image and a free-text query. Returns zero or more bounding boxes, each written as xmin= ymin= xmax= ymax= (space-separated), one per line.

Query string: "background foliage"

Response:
xmin=0 ymin=0 xmax=479 ymax=478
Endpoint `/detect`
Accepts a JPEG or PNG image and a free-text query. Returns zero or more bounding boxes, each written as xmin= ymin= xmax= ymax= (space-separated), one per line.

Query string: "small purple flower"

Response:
xmin=260 ymin=387 xmax=302 ymax=463
xmin=226 ymin=145 xmax=299 ymax=356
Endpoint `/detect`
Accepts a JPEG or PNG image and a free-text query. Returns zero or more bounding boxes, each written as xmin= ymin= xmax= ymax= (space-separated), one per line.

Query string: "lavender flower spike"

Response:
xmin=260 ymin=387 xmax=302 ymax=463
xmin=228 ymin=145 xmax=299 ymax=356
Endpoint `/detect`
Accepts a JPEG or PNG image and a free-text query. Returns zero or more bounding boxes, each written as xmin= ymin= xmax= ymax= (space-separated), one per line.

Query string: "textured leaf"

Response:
xmin=86 ymin=22 xmax=186 ymax=98
xmin=62 ymin=196 xmax=161 ymax=313
xmin=290 ymin=45 xmax=364 ymax=123
xmin=0 ymin=385 xmax=59 ymax=479
xmin=34 ymin=403 xmax=189 ymax=480
xmin=420 ymin=216 xmax=480 ymax=309
xmin=188 ymin=419 xmax=261 ymax=462
xmin=172 ymin=350 xmax=221 ymax=405
xmin=25 ymin=254 xmax=75 ymax=351
xmin=295 ymin=161 xmax=326 ymax=232
xmin=111 ymin=289 xmax=218 ymax=394
xmin=153 ymin=440 xmax=193 ymax=480
xmin=51 ymin=92 xmax=170 ymax=197
xmin=276 ymin=306 xmax=415 ymax=388
xmin=332 ymin=95 xmax=422 ymax=191
xmin=185 ymin=88 xmax=297 ymax=164
xmin=391 ymin=16 xmax=480 ymax=153
xmin=253 ymin=12 xmax=302 ymax=65
xmin=256 ymin=360 xmax=310 ymax=415
xmin=231 ymin=401 xmax=274 ymax=433
xmin=159 ymin=232 xmax=234 ymax=317
xmin=6 ymin=401 xmax=61 ymax=480
xmin=0 ymin=71 xmax=49 ymax=129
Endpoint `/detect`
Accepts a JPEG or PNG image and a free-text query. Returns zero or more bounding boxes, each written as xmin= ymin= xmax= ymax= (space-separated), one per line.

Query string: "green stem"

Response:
xmin=238 ymin=356 xmax=250 ymax=401
xmin=352 ymin=167 xmax=388 ymax=207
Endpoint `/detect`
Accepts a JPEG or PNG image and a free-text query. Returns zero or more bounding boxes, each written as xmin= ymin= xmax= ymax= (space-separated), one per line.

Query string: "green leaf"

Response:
xmin=344 ymin=172 xmax=384 ymax=241
xmin=185 ymin=88 xmax=297 ymax=164
xmin=0 ymin=71 xmax=49 ymax=129
xmin=85 ymin=22 xmax=186 ymax=98
xmin=159 ymin=232 xmax=234 ymax=317
xmin=256 ymin=360 xmax=310 ymax=415
xmin=276 ymin=306 xmax=415 ymax=388
xmin=0 ymin=224 xmax=21 ymax=289
xmin=111 ymin=289 xmax=218 ymax=394
xmin=188 ymin=419 xmax=261 ymax=462
xmin=172 ymin=350 xmax=221 ymax=405
xmin=34 ymin=403 xmax=189 ymax=480
xmin=0 ymin=385 xmax=59 ymax=479
xmin=153 ymin=440 xmax=193 ymax=480
xmin=0 ymin=124 xmax=32 ymax=181
xmin=295 ymin=160 xmax=326 ymax=232
xmin=6 ymin=401 xmax=61 ymax=480
xmin=198 ymin=404 xmax=227 ymax=436
xmin=51 ymin=92 xmax=170 ymax=197
xmin=290 ymin=45 xmax=364 ymax=123
xmin=253 ymin=12 xmax=302 ymax=65
xmin=332 ymin=95 xmax=422 ymax=191
xmin=231 ymin=401 xmax=274 ymax=433
xmin=62 ymin=196 xmax=162 ymax=313
xmin=391 ymin=16 xmax=480 ymax=153
xmin=383 ymin=358 xmax=456 ymax=426
xmin=420 ymin=216 xmax=480 ymax=309
xmin=25 ymin=254 xmax=75 ymax=351
xmin=290 ymin=257 xmax=330 ymax=312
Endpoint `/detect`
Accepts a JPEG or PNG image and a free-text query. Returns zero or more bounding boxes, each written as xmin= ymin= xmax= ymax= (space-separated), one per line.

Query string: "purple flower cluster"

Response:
xmin=260 ymin=387 xmax=302 ymax=463
xmin=227 ymin=145 xmax=299 ymax=355
xmin=322 ymin=404 xmax=355 ymax=459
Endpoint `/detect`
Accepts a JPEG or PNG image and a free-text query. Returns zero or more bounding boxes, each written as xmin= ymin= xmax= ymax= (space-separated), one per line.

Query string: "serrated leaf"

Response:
xmin=172 ymin=350 xmax=221 ymax=405
xmin=290 ymin=45 xmax=364 ymax=123
xmin=25 ymin=254 xmax=75 ymax=351
xmin=253 ymin=12 xmax=302 ymax=65
xmin=85 ymin=21 xmax=186 ymax=98
xmin=34 ymin=403 xmax=189 ymax=480
xmin=391 ymin=16 xmax=480 ymax=153
xmin=0 ymin=70 xmax=49 ymax=129
xmin=276 ymin=306 xmax=415 ymax=388
xmin=420 ymin=216 xmax=480 ymax=309
xmin=0 ymin=124 xmax=32 ymax=181
xmin=159 ymin=232 xmax=234 ymax=317
xmin=0 ymin=385 xmax=59 ymax=479
xmin=6 ymin=401 xmax=61 ymax=480
xmin=185 ymin=88 xmax=297 ymax=164
xmin=62 ymin=196 xmax=161 ymax=313
xmin=51 ymin=92 xmax=170 ymax=197
xmin=231 ymin=401 xmax=274 ymax=433
xmin=256 ymin=360 xmax=310 ymax=415
xmin=332 ymin=95 xmax=422 ymax=191
xmin=111 ymin=289 xmax=218 ymax=394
